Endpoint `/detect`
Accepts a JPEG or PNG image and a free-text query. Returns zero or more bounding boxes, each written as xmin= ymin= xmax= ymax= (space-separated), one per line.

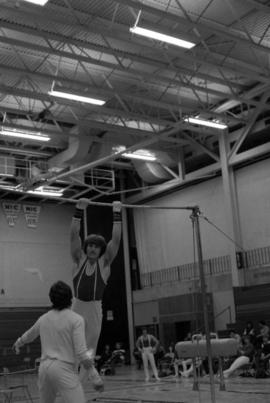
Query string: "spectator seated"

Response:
xmin=253 ymin=335 xmax=270 ymax=378
xmin=223 ymin=335 xmax=255 ymax=378
xmin=96 ymin=345 xmax=112 ymax=373
xmin=100 ymin=343 xmax=126 ymax=375
xmin=158 ymin=343 xmax=175 ymax=376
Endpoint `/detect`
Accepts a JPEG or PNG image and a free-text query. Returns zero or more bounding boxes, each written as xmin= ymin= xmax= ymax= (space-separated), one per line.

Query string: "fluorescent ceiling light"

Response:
xmin=48 ymin=90 xmax=106 ymax=106
xmin=27 ymin=186 xmax=63 ymax=197
xmin=185 ymin=117 xmax=228 ymax=130
xmin=1 ymin=128 xmax=50 ymax=142
xmin=23 ymin=0 xmax=49 ymax=5
xmin=0 ymin=184 xmax=62 ymax=197
xmin=113 ymin=145 xmax=156 ymax=161
xmin=130 ymin=26 xmax=195 ymax=49
xmin=123 ymin=151 xmax=156 ymax=161
xmin=113 ymin=146 xmax=156 ymax=161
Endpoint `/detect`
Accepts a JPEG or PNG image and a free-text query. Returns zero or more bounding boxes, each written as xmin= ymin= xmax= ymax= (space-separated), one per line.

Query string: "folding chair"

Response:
xmin=0 ymin=369 xmax=34 ymax=403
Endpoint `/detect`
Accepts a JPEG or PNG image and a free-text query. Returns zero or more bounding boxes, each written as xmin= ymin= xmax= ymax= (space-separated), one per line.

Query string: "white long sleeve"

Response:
xmin=20 ymin=319 xmax=40 ymax=345
xmin=18 ymin=309 xmax=89 ymax=365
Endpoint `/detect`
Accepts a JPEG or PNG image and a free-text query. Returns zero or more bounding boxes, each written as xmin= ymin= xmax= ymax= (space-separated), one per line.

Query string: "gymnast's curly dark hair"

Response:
xmin=83 ymin=234 xmax=107 ymax=257
xmin=49 ymin=281 xmax=73 ymax=310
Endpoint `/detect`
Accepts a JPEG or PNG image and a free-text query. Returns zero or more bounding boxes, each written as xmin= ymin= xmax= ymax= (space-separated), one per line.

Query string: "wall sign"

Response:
xmin=23 ymin=204 xmax=41 ymax=228
xmin=2 ymin=202 xmax=21 ymax=227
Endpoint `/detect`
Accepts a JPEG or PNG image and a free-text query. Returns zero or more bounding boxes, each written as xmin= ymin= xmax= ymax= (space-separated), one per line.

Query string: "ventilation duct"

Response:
xmin=131 ymin=149 xmax=178 ymax=183
xmin=132 ymin=161 xmax=173 ymax=183
xmin=86 ymin=141 xmax=116 ymax=161
xmin=48 ymin=126 xmax=94 ymax=178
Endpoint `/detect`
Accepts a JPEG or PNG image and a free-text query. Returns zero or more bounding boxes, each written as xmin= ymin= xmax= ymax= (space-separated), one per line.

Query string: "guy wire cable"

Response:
xmin=199 ymin=214 xmax=245 ymax=252
xmin=199 ymin=213 xmax=250 ymax=292
xmin=200 ymin=214 xmax=270 ymax=322
xmin=201 ymin=214 xmax=266 ymax=270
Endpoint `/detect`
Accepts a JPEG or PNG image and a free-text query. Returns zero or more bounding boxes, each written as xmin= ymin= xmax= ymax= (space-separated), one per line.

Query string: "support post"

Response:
xmin=191 ymin=206 xmax=216 ymax=403
xmin=218 ymin=357 xmax=226 ymax=391
xmin=120 ymin=182 xmax=135 ymax=364
xmin=219 ymin=131 xmax=242 ymax=287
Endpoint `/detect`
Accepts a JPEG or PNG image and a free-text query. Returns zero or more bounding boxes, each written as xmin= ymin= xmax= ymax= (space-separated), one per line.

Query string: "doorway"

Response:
xmin=175 ymin=321 xmax=191 ymax=341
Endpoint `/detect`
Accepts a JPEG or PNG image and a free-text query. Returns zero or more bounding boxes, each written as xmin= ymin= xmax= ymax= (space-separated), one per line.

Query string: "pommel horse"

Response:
xmin=175 ymin=338 xmax=238 ymax=390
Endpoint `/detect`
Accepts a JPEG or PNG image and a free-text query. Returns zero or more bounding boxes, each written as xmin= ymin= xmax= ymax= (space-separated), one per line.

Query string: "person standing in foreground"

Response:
xmin=70 ymin=198 xmax=122 ymax=382
xmin=13 ymin=281 xmax=94 ymax=403
xmin=136 ymin=328 xmax=161 ymax=381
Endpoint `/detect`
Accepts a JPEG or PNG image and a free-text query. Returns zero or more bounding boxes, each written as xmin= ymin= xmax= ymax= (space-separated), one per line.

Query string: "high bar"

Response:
xmin=0 ymin=188 xmax=197 ymax=211
xmin=60 ymin=196 xmax=197 ymax=211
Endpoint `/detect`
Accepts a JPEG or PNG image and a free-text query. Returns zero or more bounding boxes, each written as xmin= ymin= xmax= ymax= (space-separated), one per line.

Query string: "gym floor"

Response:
xmin=2 ymin=365 xmax=270 ymax=403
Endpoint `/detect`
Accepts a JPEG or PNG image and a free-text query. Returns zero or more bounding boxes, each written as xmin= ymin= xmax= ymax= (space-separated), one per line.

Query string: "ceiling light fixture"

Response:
xmin=1 ymin=128 xmax=50 ymax=142
xmin=48 ymin=89 xmax=106 ymax=106
xmin=130 ymin=26 xmax=195 ymax=49
xmin=184 ymin=117 xmax=228 ymax=130
xmin=114 ymin=146 xmax=156 ymax=161
xmin=23 ymin=0 xmax=49 ymax=5
xmin=27 ymin=186 xmax=63 ymax=197
xmin=123 ymin=151 xmax=156 ymax=161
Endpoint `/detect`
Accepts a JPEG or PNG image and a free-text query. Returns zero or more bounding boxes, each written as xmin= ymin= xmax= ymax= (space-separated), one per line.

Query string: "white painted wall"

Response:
xmin=134 ymin=176 xmax=232 ymax=274
xmin=0 ymin=202 xmax=74 ymax=306
xmin=212 ymin=290 xmax=235 ymax=331
xmin=133 ymin=158 xmax=270 ymax=275
xmin=236 ymin=158 xmax=270 ymax=249
xmin=133 ymin=300 xmax=159 ymax=326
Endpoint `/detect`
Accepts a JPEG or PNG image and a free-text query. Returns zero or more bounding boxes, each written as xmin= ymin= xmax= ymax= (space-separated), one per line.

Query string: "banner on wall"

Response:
xmin=23 ymin=204 xmax=41 ymax=228
xmin=2 ymin=202 xmax=21 ymax=227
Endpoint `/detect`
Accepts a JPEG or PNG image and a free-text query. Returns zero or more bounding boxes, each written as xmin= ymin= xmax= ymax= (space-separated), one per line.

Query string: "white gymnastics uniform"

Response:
xmin=137 ymin=335 xmax=160 ymax=381
xmin=72 ymin=255 xmax=109 ymax=354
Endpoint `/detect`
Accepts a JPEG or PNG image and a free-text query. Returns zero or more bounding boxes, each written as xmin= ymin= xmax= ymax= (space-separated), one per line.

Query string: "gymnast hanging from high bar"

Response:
xmin=70 ymin=198 xmax=122 ymax=389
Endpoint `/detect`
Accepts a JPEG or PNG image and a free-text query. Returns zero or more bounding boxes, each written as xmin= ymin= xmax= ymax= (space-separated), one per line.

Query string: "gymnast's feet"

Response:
xmin=88 ymin=366 xmax=104 ymax=392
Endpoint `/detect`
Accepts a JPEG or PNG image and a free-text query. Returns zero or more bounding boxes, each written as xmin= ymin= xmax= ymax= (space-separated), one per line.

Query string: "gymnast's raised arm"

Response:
xmin=70 ymin=198 xmax=88 ymax=265
xmin=104 ymin=201 xmax=122 ymax=265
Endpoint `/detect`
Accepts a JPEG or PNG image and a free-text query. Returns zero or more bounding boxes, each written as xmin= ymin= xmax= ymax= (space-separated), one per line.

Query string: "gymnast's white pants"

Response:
xmin=38 ymin=359 xmax=86 ymax=403
xmin=141 ymin=347 xmax=159 ymax=380
xmin=72 ymin=298 xmax=102 ymax=382
xmin=72 ymin=298 xmax=102 ymax=354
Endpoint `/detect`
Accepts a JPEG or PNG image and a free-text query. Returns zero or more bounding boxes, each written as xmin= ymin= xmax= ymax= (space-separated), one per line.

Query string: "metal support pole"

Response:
xmin=120 ymin=181 xmax=135 ymax=364
xmin=192 ymin=357 xmax=199 ymax=391
xmin=219 ymin=131 xmax=241 ymax=287
xmin=218 ymin=357 xmax=226 ymax=391
xmin=191 ymin=206 xmax=216 ymax=403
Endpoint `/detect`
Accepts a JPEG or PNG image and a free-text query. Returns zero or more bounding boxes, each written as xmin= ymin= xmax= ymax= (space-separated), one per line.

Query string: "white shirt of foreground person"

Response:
xmin=13 ymin=288 xmax=93 ymax=403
